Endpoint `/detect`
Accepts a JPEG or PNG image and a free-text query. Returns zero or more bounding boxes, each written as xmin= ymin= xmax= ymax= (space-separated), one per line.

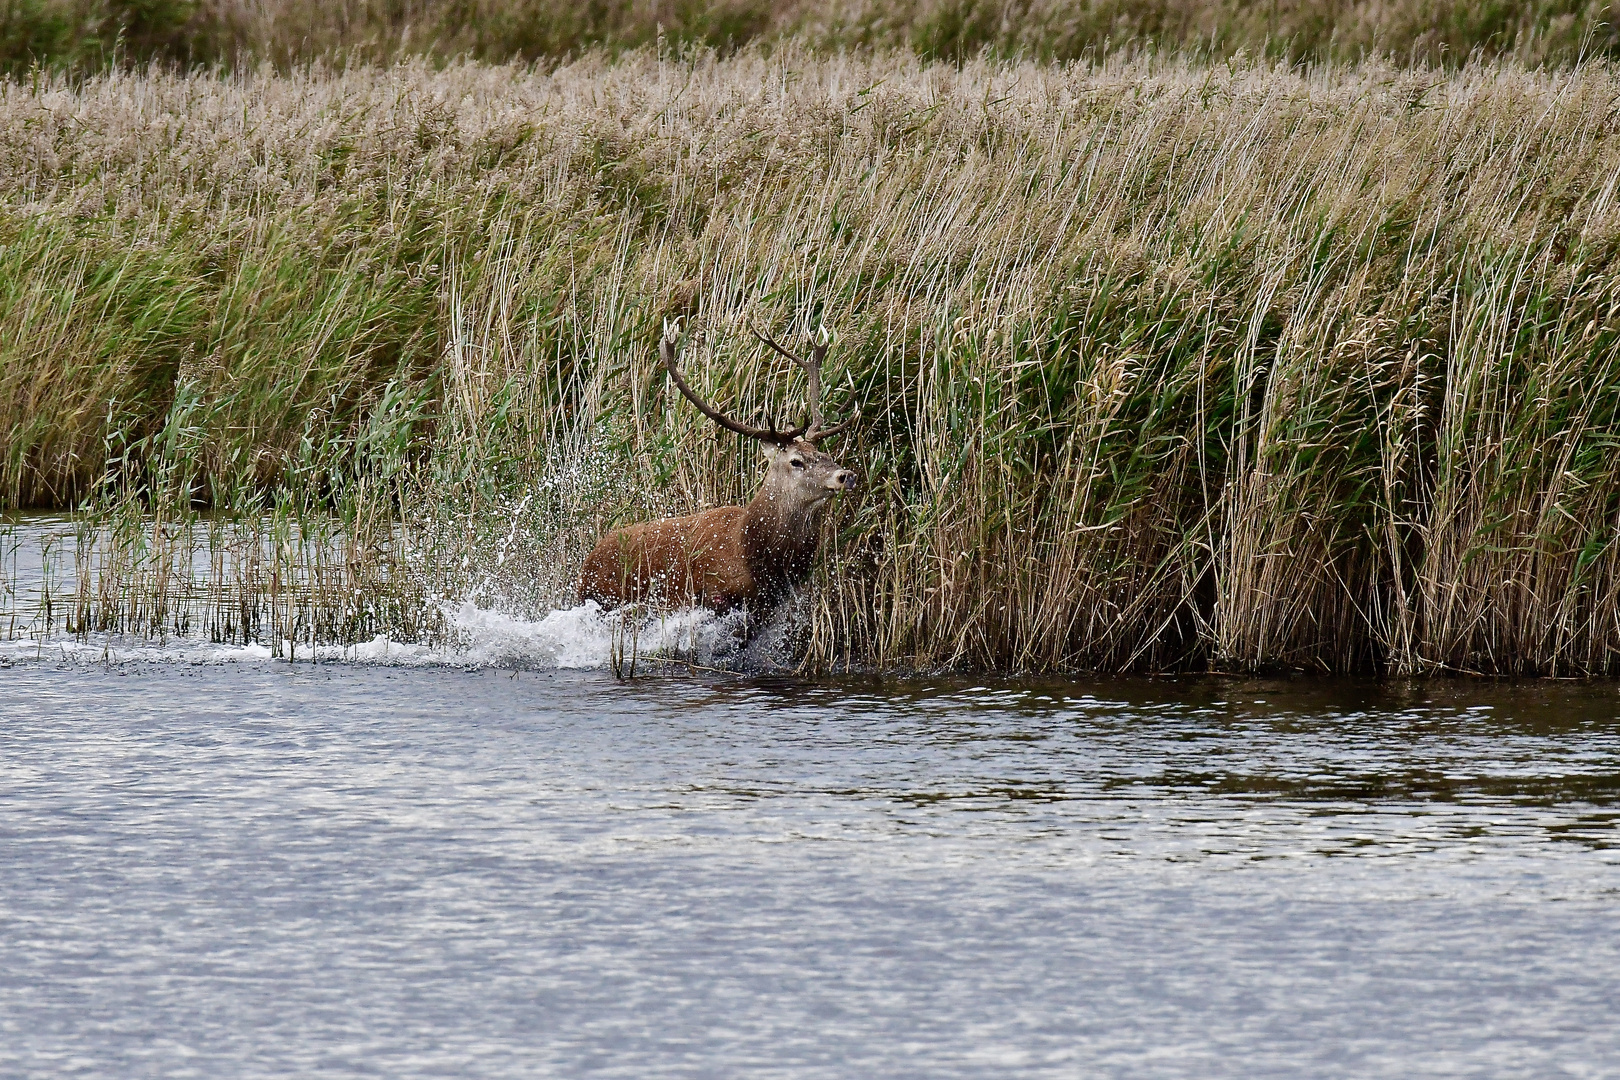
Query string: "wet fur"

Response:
xmin=579 ymin=441 xmax=851 ymax=613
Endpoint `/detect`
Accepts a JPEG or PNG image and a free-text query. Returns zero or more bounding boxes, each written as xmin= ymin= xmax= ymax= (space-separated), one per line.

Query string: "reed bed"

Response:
xmin=4 ymin=0 xmax=1616 ymax=74
xmin=3 ymin=49 xmax=1620 ymax=674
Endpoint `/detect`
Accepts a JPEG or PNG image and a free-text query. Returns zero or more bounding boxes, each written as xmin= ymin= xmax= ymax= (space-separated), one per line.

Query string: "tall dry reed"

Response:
xmin=3 ymin=49 xmax=1620 ymax=673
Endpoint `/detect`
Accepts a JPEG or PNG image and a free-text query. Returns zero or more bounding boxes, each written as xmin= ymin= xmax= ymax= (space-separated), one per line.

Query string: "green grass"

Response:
xmin=4 ymin=48 xmax=1620 ymax=674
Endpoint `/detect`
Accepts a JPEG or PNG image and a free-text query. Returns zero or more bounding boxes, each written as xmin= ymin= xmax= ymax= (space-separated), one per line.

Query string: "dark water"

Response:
xmin=2 ymin=662 xmax=1618 ymax=1078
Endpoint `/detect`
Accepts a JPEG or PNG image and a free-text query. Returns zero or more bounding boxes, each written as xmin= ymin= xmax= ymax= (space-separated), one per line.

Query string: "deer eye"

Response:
xmin=790 ymin=458 xmax=805 ymax=469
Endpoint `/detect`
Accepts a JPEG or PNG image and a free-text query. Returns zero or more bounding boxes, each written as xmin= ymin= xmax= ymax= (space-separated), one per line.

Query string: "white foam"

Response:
xmin=0 ymin=599 xmax=775 ymax=672
xmin=430 ymin=599 xmax=754 ymax=670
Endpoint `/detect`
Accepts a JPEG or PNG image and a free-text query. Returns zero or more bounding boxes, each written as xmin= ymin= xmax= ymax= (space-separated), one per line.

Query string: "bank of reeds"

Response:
xmin=3 ymin=49 xmax=1620 ymax=674
xmin=3 ymin=0 xmax=1617 ymax=74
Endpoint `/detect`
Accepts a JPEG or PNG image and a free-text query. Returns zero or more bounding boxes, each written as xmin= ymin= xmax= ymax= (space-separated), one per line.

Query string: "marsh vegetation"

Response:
xmin=3 ymin=0 xmax=1617 ymax=73
xmin=3 ymin=44 xmax=1619 ymax=673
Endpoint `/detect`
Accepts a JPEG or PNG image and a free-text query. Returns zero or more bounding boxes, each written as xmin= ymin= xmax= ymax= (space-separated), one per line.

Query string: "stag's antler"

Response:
xmin=660 ymin=327 xmax=807 ymax=445
xmin=745 ymin=322 xmax=858 ymax=445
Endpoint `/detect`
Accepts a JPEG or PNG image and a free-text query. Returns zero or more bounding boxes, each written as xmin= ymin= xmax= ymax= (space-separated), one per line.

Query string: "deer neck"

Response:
xmin=742 ymin=486 xmax=828 ymax=596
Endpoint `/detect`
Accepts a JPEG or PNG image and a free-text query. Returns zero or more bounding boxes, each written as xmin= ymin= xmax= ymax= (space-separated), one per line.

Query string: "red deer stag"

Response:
xmin=579 ymin=325 xmax=858 ymax=613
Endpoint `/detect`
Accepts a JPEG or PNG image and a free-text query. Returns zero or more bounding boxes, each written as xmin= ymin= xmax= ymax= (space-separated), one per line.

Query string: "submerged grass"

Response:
xmin=3 ymin=48 xmax=1620 ymax=674
xmin=2 ymin=506 xmax=433 ymax=657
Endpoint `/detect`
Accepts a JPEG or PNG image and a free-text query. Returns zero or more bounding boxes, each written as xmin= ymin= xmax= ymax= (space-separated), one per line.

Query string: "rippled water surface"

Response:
xmin=3 ymin=658 xmax=1620 ymax=1078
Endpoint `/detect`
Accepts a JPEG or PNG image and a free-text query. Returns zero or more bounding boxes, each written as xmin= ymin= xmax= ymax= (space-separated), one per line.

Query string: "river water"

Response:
xmin=2 ymin=519 xmax=1619 ymax=1077
xmin=3 ymin=659 xmax=1618 ymax=1078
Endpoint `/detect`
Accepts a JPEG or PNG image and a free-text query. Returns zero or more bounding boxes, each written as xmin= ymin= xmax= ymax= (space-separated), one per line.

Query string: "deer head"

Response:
xmin=659 ymin=323 xmax=859 ymax=512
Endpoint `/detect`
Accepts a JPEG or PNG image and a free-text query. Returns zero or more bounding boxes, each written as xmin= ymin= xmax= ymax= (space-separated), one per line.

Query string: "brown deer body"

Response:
xmin=579 ymin=328 xmax=857 ymax=613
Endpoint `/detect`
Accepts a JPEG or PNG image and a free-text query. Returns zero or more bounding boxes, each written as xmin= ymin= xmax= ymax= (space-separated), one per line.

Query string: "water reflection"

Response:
xmin=652 ymin=677 xmax=1620 ymax=853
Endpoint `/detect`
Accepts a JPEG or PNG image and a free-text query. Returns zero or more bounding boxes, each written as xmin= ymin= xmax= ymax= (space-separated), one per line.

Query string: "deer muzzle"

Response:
xmin=827 ymin=469 xmax=858 ymax=492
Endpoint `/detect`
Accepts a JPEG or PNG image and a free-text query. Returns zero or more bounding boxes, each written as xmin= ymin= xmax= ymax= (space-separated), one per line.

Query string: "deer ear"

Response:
xmin=760 ymin=442 xmax=784 ymax=463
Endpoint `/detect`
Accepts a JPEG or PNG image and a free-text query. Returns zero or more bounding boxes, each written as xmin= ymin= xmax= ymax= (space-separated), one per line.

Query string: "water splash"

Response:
xmin=0 ymin=597 xmax=805 ymax=673
xmin=1 ymin=515 xmax=812 ymax=672
xmin=431 ymin=599 xmax=762 ymax=671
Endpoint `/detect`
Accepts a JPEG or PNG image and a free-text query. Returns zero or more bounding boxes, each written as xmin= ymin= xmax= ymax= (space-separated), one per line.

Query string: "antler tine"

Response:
xmin=798 ymin=327 xmax=833 ymax=434
xmin=746 ymin=321 xmax=806 ymax=366
xmin=806 ymin=412 xmax=858 ymax=445
xmin=660 ymin=329 xmax=806 ymax=445
xmin=799 ymin=326 xmax=858 ymax=444
xmin=748 ymin=320 xmax=842 ymax=436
